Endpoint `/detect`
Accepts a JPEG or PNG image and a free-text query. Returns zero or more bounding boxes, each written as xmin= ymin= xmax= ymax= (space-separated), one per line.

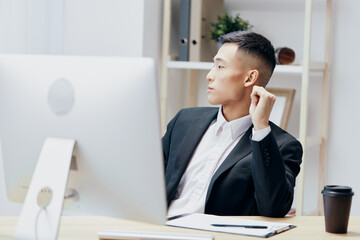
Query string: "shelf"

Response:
xmin=225 ymin=0 xmax=326 ymax=12
xmin=167 ymin=61 xmax=213 ymax=70
xmin=167 ymin=61 xmax=326 ymax=74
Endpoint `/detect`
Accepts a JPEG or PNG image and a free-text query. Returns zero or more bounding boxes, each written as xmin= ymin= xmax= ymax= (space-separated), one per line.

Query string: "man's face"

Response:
xmin=206 ymin=43 xmax=250 ymax=106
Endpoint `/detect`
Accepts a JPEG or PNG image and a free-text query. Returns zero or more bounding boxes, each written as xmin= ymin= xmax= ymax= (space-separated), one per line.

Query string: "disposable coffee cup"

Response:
xmin=322 ymin=185 xmax=354 ymax=233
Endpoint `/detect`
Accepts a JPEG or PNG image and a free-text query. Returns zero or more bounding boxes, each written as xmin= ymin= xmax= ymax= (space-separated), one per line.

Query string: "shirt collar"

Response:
xmin=213 ymin=106 xmax=252 ymax=140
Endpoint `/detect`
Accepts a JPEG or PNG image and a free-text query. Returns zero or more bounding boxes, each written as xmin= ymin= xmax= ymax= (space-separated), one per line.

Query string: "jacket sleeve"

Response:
xmin=250 ymin=131 xmax=303 ymax=217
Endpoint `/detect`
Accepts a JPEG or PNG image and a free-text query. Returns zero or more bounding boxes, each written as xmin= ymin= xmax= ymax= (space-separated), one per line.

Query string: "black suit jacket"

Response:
xmin=162 ymin=107 xmax=302 ymax=217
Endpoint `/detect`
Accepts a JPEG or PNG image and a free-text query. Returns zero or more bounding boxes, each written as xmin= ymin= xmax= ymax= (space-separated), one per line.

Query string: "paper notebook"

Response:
xmin=166 ymin=213 xmax=295 ymax=238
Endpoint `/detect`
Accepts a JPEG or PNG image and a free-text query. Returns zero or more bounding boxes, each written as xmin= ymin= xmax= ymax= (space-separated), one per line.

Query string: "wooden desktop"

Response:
xmin=1 ymin=216 xmax=360 ymax=239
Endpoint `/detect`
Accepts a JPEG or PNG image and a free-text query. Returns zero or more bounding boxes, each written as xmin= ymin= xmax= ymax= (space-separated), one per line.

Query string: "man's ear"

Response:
xmin=244 ymin=69 xmax=259 ymax=87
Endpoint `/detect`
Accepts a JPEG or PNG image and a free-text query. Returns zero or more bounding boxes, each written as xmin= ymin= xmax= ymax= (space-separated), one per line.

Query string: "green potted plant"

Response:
xmin=209 ymin=13 xmax=252 ymax=45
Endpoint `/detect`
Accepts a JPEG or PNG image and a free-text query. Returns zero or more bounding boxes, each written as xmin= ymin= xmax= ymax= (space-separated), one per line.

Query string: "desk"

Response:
xmin=1 ymin=216 xmax=360 ymax=239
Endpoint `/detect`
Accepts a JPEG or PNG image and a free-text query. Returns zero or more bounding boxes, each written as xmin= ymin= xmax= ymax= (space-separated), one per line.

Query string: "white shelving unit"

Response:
xmin=160 ymin=0 xmax=332 ymax=216
xmin=167 ymin=61 xmax=326 ymax=73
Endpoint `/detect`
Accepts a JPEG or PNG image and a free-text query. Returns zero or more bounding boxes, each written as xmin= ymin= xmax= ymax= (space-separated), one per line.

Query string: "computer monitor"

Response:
xmin=0 ymin=55 xmax=167 ymax=237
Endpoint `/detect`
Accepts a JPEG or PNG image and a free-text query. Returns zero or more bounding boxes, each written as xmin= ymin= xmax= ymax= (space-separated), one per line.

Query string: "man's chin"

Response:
xmin=207 ymin=99 xmax=217 ymax=106
xmin=208 ymin=96 xmax=217 ymax=105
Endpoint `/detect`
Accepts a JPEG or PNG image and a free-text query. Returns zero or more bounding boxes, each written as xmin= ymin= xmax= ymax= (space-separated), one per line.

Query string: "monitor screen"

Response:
xmin=0 ymin=54 xmax=167 ymax=224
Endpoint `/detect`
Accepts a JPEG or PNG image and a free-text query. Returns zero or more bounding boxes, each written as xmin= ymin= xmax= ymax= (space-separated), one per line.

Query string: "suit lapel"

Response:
xmin=171 ymin=109 xmax=218 ymax=189
xmin=206 ymin=125 xmax=253 ymax=202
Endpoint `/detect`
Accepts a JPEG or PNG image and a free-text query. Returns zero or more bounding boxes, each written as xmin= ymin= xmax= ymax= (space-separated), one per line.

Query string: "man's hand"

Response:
xmin=249 ymin=86 xmax=276 ymax=131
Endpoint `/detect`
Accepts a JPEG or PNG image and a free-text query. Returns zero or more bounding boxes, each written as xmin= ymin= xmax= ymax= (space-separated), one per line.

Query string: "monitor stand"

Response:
xmin=15 ymin=138 xmax=76 ymax=240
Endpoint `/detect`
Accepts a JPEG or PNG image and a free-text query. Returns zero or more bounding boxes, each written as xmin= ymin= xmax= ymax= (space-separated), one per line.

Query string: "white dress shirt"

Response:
xmin=167 ymin=106 xmax=271 ymax=217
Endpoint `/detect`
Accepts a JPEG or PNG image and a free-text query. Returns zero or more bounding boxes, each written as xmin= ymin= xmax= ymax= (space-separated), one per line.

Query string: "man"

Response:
xmin=162 ymin=31 xmax=302 ymax=217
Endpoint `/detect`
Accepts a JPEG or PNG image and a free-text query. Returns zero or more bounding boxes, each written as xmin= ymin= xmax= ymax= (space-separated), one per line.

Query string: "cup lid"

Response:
xmin=322 ymin=185 xmax=354 ymax=197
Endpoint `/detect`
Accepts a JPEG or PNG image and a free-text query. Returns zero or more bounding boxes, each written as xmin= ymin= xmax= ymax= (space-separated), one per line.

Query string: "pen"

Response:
xmin=211 ymin=224 xmax=268 ymax=229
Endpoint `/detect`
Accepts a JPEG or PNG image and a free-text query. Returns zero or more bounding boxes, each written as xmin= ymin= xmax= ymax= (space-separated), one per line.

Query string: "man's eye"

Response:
xmin=217 ymin=65 xmax=224 ymax=69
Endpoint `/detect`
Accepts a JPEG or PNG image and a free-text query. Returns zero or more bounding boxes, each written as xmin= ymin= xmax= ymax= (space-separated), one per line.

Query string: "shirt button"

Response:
xmin=265 ymin=158 xmax=270 ymax=166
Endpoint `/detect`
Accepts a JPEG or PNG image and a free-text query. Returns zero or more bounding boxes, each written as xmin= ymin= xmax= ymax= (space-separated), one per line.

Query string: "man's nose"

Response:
xmin=206 ymin=68 xmax=215 ymax=82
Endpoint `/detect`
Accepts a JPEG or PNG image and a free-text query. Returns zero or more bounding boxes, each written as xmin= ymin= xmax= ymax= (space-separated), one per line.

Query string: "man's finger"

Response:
xmin=250 ymin=93 xmax=259 ymax=104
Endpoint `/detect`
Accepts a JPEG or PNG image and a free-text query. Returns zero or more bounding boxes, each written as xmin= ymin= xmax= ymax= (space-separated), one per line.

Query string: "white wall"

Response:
xmin=0 ymin=0 xmax=27 ymax=53
xmin=64 ymin=0 xmax=144 ymax=56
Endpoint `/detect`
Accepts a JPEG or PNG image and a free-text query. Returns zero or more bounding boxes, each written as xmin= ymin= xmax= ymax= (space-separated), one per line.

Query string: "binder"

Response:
xmin=178 ymin=0 xmax=191 ymax=61
xmin=189 ymin=0 xmax=224 ymax=62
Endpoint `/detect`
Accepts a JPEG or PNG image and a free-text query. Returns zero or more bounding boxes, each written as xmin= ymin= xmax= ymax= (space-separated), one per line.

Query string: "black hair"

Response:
xmin=218 ymin=31 xmax=276 ymax=86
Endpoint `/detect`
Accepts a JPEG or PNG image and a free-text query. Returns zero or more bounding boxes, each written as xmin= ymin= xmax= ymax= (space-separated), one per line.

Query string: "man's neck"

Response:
xmin=222 ymin=103 xmax=250 ymax=122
